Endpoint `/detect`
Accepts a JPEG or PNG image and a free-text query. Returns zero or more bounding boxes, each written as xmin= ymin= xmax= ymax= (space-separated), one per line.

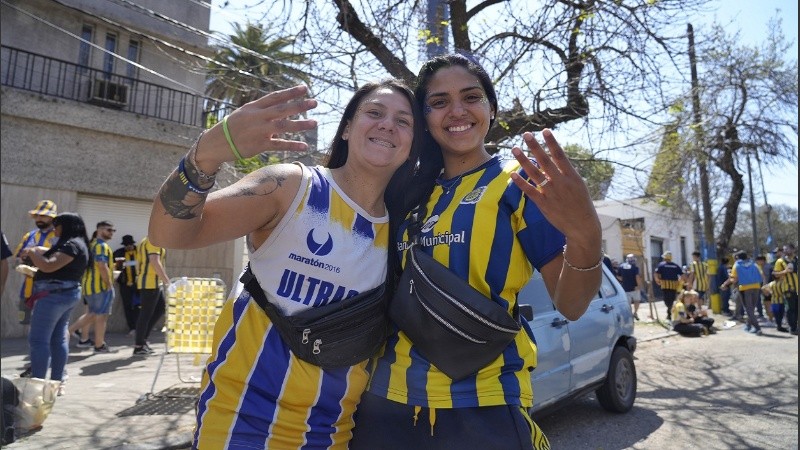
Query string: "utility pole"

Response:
xmin=688 ymin=24 xmax=719 ymax=311
xmin=746 ymin=149 xmax=759 ymax=258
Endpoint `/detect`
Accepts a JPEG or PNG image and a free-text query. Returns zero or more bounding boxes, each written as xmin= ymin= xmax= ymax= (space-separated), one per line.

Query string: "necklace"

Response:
xmin=438 ymin=157 xmax=494 ymax=195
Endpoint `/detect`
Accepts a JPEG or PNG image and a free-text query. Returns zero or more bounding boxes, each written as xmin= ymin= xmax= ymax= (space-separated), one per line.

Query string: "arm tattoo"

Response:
xmin=159 ymin=168 xmax=207 ymax=220
xmin=229 ymin=172 xmax=286 ymax=198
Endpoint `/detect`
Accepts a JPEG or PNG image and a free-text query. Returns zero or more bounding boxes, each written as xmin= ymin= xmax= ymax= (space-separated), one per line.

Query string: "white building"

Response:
xmin=595 ymin=197 xmax=696 ymax=287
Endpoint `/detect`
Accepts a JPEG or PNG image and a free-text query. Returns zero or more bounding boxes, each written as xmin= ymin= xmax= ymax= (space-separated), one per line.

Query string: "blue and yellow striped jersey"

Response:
xmin=690 ymin=260 xmax=708 ymax=291
xmin=774 ymin=257 xmax=798 ymax=293
xmin=14 ymin=228 xmax=57 ymax=298
xmin=367 ymin=157 xmax=564 ymax=409
xmin=655 ymin=261 xmax=683 ymax=290
xmin=136 ymin=237 xmax=166 ymax=290
xmin=82 ymin=238 xmax=113 ymax=295
xmin=194 ymin=164 xmax=387 ymax=449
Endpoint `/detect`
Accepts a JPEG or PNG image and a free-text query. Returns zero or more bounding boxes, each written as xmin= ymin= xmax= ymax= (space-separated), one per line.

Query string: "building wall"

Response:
xmin=0 ymin=0 xmax=241 ymax=339
xmin=595 ymin=198 xmax=695 ymax=282
xmin=0 ymin=0 xmax=209 ymax=92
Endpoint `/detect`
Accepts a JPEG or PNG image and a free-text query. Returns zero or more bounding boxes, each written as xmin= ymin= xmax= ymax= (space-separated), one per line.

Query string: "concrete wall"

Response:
xmin=0 ymin=0 xmax=241 ymax=339
xmin=1 ymin=0 xmax=210 ymax=94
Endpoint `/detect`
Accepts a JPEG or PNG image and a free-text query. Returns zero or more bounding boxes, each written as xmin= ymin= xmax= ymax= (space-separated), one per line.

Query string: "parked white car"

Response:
xmin=518 ymin=265 xmax=637 ymax=417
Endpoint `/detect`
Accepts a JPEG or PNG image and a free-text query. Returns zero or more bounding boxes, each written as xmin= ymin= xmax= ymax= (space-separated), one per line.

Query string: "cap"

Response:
xmin=28 ymin=200 xmax=58 ymax=218
xmin=662 ymin=251 xmax=672 ymax=260
xmin=121 ymin=235 xmax=135 ymax=246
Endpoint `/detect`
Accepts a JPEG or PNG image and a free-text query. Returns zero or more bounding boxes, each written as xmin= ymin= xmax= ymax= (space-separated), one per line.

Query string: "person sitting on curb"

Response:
xmin=671 ymin=290 xmax=707 ymax=337
xmin=681 ymin=289 xmax=715 ymax=333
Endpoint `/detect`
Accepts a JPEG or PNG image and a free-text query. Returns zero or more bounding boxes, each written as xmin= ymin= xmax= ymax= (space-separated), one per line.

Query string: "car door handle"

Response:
xmin=601 ymin=304 xmax=615 ymax=313
xmin=551 ymin=318 xmax=569 ymax=327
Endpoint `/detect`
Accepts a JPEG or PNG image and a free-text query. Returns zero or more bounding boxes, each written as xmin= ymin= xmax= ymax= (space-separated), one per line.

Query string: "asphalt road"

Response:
xmin=536 ymin=323 xmax=799 ymax=450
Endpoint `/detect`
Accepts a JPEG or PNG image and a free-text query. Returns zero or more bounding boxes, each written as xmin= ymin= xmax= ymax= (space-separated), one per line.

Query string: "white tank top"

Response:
xmin=245 ymin=163 xmax=389 ymax=316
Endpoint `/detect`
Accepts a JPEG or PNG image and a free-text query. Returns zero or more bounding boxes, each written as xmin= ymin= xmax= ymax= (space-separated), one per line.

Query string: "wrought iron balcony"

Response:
xmin=1 ymin=45 xmax=234 ymax=128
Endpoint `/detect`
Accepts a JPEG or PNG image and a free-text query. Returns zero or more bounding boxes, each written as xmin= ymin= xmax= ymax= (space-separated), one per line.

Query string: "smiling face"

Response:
xmin=342 ymin=87 xmax=415 ymax=171
xmin=423 ymin=65 xmax=495 ymax=159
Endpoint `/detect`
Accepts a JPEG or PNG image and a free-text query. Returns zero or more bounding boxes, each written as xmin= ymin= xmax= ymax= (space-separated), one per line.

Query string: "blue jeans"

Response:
xmin=28 ymin=279 xmax=81 ymax=380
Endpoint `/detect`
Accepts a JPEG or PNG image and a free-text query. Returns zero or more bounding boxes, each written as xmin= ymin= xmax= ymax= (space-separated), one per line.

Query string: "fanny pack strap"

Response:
xmin=405 ymin=201 xmax=519 ymax=321
xmin=239 ymin=264 xmax=272 ymax=314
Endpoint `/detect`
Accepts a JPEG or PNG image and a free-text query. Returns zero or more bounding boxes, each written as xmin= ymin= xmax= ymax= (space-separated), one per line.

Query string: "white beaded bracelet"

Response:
xmin=187 ymin=130 xmax=218 ymax=186
xmin=562 ymin=245 xmax=604 ymax=272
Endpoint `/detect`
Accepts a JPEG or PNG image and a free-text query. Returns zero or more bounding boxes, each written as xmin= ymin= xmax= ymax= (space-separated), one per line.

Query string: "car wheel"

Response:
xmin=596 ymin=345 xmax=636 ymax=413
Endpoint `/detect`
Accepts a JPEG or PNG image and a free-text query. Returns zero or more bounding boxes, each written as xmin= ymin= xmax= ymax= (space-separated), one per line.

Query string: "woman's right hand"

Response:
xmin=194 ymin=85 xmax=319 ymax=173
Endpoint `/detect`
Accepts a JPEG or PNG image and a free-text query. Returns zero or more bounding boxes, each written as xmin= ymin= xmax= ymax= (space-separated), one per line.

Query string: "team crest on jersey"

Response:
xmin=421 ymin=215 xmax=439 ymax=233
xmin=460 ymin=186 xmax=487 ymax=204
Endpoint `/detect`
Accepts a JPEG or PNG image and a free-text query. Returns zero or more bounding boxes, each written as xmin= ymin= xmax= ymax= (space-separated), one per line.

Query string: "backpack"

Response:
xmin=735 ymin=261 xmax=761 ymax=286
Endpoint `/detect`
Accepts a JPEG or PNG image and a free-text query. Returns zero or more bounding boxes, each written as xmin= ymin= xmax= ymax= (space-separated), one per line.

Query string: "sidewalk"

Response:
xmin=0 ymin=310 xmax=690 ymax=449
xmin=2 ymin=331 xmax=198 ymax=450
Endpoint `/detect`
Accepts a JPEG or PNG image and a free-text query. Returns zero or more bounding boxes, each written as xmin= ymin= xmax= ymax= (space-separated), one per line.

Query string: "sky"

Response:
xmin=206 ymin=0 xmax=798 ymax=209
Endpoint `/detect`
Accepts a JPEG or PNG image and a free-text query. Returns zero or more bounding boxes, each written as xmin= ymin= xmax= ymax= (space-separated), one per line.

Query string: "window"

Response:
xmin=126 ymin=39 xmax=139 ymax=81
xmin=103 ymin=33 xmax=117 ymax=79
xmin=78 ymin=25 xmax=93 ymax=72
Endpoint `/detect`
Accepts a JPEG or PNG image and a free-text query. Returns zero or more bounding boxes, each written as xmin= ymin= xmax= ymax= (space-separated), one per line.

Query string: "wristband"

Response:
xmin=222 ymin=115 xmax=246 ymax=163
xmin=178 ymin=157 xmax=211 ymax=194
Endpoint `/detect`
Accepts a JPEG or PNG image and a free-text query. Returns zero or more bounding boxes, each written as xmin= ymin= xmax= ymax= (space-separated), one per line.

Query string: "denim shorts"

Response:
xmin=85 ymin=289 xmax=115 ymax=314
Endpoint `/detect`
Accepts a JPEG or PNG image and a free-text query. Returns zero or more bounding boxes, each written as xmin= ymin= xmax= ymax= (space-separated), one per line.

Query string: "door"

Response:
xmin=565 ymin=267 xmax=618 ymax=389
xmin=519 ymin=271 xmax=570 ymax=411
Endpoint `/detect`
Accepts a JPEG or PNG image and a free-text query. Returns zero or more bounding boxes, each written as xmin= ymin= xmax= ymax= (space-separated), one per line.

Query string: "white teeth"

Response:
xmin=369 ymin=138 xmax=395 ymax=148
xmin=448 ymin=124 xmax=470 ymax=132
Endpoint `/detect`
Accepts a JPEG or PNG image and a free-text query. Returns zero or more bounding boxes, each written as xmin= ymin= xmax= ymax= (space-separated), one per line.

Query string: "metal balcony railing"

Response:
xmin=1 ymin=45 xmax=234 ymax=128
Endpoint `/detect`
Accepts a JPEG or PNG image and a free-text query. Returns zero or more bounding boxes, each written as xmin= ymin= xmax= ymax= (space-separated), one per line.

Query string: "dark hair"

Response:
xmin=324 ymin=79 xmax=425 ymax=236
xmin=692 ymin=251 xmax=701 ymax=257
xmin=323 ymin=79 xmax=423 ymax=171
xmin=755 ymin=255 xmax=767 ymax=262
xmin=97 ymin=220 xmax=114 ymax=228
xmin=403 ymin=53 xmax=500 ymax=214
xmin=45 ymin=212 xmax=91 ymax=260
xmin=736 ymin=251 xmax=748 ymax=260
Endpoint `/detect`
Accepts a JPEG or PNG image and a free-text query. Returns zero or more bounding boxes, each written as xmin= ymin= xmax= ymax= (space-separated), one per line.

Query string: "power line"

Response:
xmin=2 ymin=0 xmax=204 ymax=96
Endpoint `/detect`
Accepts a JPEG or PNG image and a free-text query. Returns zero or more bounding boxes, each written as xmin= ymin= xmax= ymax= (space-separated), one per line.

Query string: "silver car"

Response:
xmin=518 ymin=265 xmax=637 ymax=417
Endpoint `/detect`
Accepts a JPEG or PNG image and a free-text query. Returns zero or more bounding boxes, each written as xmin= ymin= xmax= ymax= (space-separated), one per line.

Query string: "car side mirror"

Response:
xmin=519 ymin=304 xmax=533 ymax=321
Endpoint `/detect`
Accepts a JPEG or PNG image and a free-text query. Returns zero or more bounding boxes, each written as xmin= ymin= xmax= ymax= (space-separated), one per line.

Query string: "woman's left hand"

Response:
xmin=508 ymin=129 xmax=600 ymax=245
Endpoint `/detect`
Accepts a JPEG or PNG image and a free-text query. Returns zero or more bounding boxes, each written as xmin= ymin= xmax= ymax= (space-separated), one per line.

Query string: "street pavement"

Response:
xmin=1 ymin=311 xmax=682 ymax=450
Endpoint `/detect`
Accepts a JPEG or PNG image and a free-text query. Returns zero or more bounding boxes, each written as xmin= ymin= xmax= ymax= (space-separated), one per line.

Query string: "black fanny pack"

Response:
xmin=240 ymin=265 xmax=389 ymax=368
xmin=389 ymin=243 xmax=521 ymax=381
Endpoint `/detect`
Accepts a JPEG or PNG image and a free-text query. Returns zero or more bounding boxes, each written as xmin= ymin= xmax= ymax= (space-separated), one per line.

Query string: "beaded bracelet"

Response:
xmin=178 ymin=157 xmax=211 ymax=194
xmin=187 ymin=130 xmax=218 ymax=186
xmin=562 ymin=245 xmax=604 ymax=272
xmin=222 ymin=115 xmax=246 ymax=163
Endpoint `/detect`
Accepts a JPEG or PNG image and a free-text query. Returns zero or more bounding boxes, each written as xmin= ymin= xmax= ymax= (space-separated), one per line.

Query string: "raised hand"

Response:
xmin=195 ymin=85 xmax=319 ymax=171
xmin=509 ymin=130 xmax=599 ymax=238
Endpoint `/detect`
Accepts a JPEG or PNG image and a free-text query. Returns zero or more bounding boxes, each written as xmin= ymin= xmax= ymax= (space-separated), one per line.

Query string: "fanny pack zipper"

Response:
xmin=408 ymin=244 xmax=519 ymax=335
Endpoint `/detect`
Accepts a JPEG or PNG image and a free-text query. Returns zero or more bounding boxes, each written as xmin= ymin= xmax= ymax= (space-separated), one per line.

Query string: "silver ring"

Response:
xmin=538 ymin=178 xmax=550 ymax=188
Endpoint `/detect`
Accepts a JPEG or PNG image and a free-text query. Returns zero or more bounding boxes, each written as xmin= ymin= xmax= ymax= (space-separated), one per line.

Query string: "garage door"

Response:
xmin=77 ymin=195 xmax=153 ymax=250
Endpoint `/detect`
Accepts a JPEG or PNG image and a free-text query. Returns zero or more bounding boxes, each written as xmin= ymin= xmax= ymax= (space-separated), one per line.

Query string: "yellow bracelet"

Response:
xmin=562 ymin=245 xmax=604 ymax=272
xmin=222 ymin=115 xmax=245 ymax=163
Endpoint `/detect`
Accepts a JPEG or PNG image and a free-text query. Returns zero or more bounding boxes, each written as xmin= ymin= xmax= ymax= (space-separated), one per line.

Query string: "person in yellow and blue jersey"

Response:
xmin=773 ymin=244 xmax=798 ymax=335
xmin=351 ymin=54 xmax=602 ymax=450
xmin=148 ymin=82 xmax=422 ymax=449
xmin=655 ymin=251 xmax=683 ymax=319
xmin=133 ymin=236 xmax=169 ymax=355
xmin=14 ymin=200 xmax=59 ymax=326
xmin=722 ymin=251 xmax=765 ymax=336
xmin=113 ymin=234 xmax=139 ymax=335
xmin=70 ymin=221 xmax=116 ymax=353
xmin=688 ymin=251 xmax=709 ymax=304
